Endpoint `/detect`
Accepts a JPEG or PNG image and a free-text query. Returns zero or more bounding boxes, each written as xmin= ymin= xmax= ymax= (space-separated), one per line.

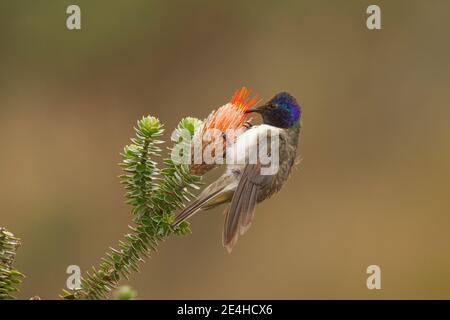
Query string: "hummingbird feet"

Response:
xmin=243 ymin=120 xmax=253 ymax=129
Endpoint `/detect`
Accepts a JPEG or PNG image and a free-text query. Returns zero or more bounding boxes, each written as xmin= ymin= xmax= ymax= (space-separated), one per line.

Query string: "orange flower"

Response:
xmin=190 ymin=87 xmax=259 ymax=175
xmin=201 ymin=87 xmax=258 ymax=134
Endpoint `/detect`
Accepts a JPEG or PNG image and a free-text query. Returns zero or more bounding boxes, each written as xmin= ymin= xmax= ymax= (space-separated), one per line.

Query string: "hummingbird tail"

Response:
xmin=222 ymin=185 xmax=258 ymax=253
xmin=223 ymin=165 xmax=265 ymax=253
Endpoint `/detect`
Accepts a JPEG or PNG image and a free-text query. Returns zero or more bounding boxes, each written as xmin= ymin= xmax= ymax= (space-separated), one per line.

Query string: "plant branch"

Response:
xmin=61 ymin=116 xmax=201 ymax=299
xmin=0 ymin=227 xmax=25 ymax=300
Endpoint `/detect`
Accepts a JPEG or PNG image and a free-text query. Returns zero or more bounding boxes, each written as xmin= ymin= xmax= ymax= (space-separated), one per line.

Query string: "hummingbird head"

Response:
xmin=246 ymin=92 xmax=301 ymax=128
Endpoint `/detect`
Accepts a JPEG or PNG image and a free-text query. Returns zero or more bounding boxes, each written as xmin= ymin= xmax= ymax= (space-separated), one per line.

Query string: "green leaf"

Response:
xmin=0 ymin=228 xmax=25 ymax=300
xmin=62 ymin=116 xmax=202 ymax=300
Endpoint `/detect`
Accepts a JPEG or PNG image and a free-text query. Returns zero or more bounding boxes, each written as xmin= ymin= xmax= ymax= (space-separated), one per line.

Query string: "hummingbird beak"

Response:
xmin=245 ymin=104 xmax=266 ymax=114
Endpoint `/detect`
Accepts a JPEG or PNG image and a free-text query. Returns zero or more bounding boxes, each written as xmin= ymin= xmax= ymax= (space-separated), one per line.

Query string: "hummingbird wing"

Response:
xmin=172 ymin=174 xmax=236 ymax=227
xmin=223 ymin=163 xmax=272 ymax=252
xmin=173 ymin=124 xmax=273 ymax=228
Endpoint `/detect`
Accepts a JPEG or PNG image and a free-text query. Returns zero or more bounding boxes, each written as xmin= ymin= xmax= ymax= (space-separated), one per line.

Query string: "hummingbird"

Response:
xmin=173 ymin=92 xmax=302 ymax=252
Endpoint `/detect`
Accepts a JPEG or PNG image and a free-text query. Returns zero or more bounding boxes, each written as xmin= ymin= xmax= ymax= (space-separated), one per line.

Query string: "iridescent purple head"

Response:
xmin=246 ymin=92 xmax=301 ymax=128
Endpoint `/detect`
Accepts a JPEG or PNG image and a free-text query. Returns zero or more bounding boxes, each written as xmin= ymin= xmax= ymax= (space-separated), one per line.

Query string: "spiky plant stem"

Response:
xmin=61 ymin=116 xmax=201 ymax=300
xmin=0 ymin=227 xmax=24 ymax=300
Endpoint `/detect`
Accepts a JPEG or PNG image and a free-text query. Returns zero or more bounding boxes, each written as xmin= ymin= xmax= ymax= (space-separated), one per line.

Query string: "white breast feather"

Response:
xmin=226 ymin=124 xmax=282 ymax=168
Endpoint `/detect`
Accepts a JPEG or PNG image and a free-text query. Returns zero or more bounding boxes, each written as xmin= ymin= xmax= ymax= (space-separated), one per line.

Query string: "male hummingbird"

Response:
xmin=173 ymin=92 xmax=302 ymax=252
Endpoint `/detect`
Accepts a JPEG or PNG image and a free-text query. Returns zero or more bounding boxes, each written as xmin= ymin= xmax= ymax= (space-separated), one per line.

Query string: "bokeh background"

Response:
xmin=1 ymin=0 xmax=450 ymax=299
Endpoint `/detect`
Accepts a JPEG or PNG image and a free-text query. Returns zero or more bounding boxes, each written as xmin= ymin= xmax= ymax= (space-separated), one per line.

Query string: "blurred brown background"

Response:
xmin=1 ymin=0 xmax=450 ymax=299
